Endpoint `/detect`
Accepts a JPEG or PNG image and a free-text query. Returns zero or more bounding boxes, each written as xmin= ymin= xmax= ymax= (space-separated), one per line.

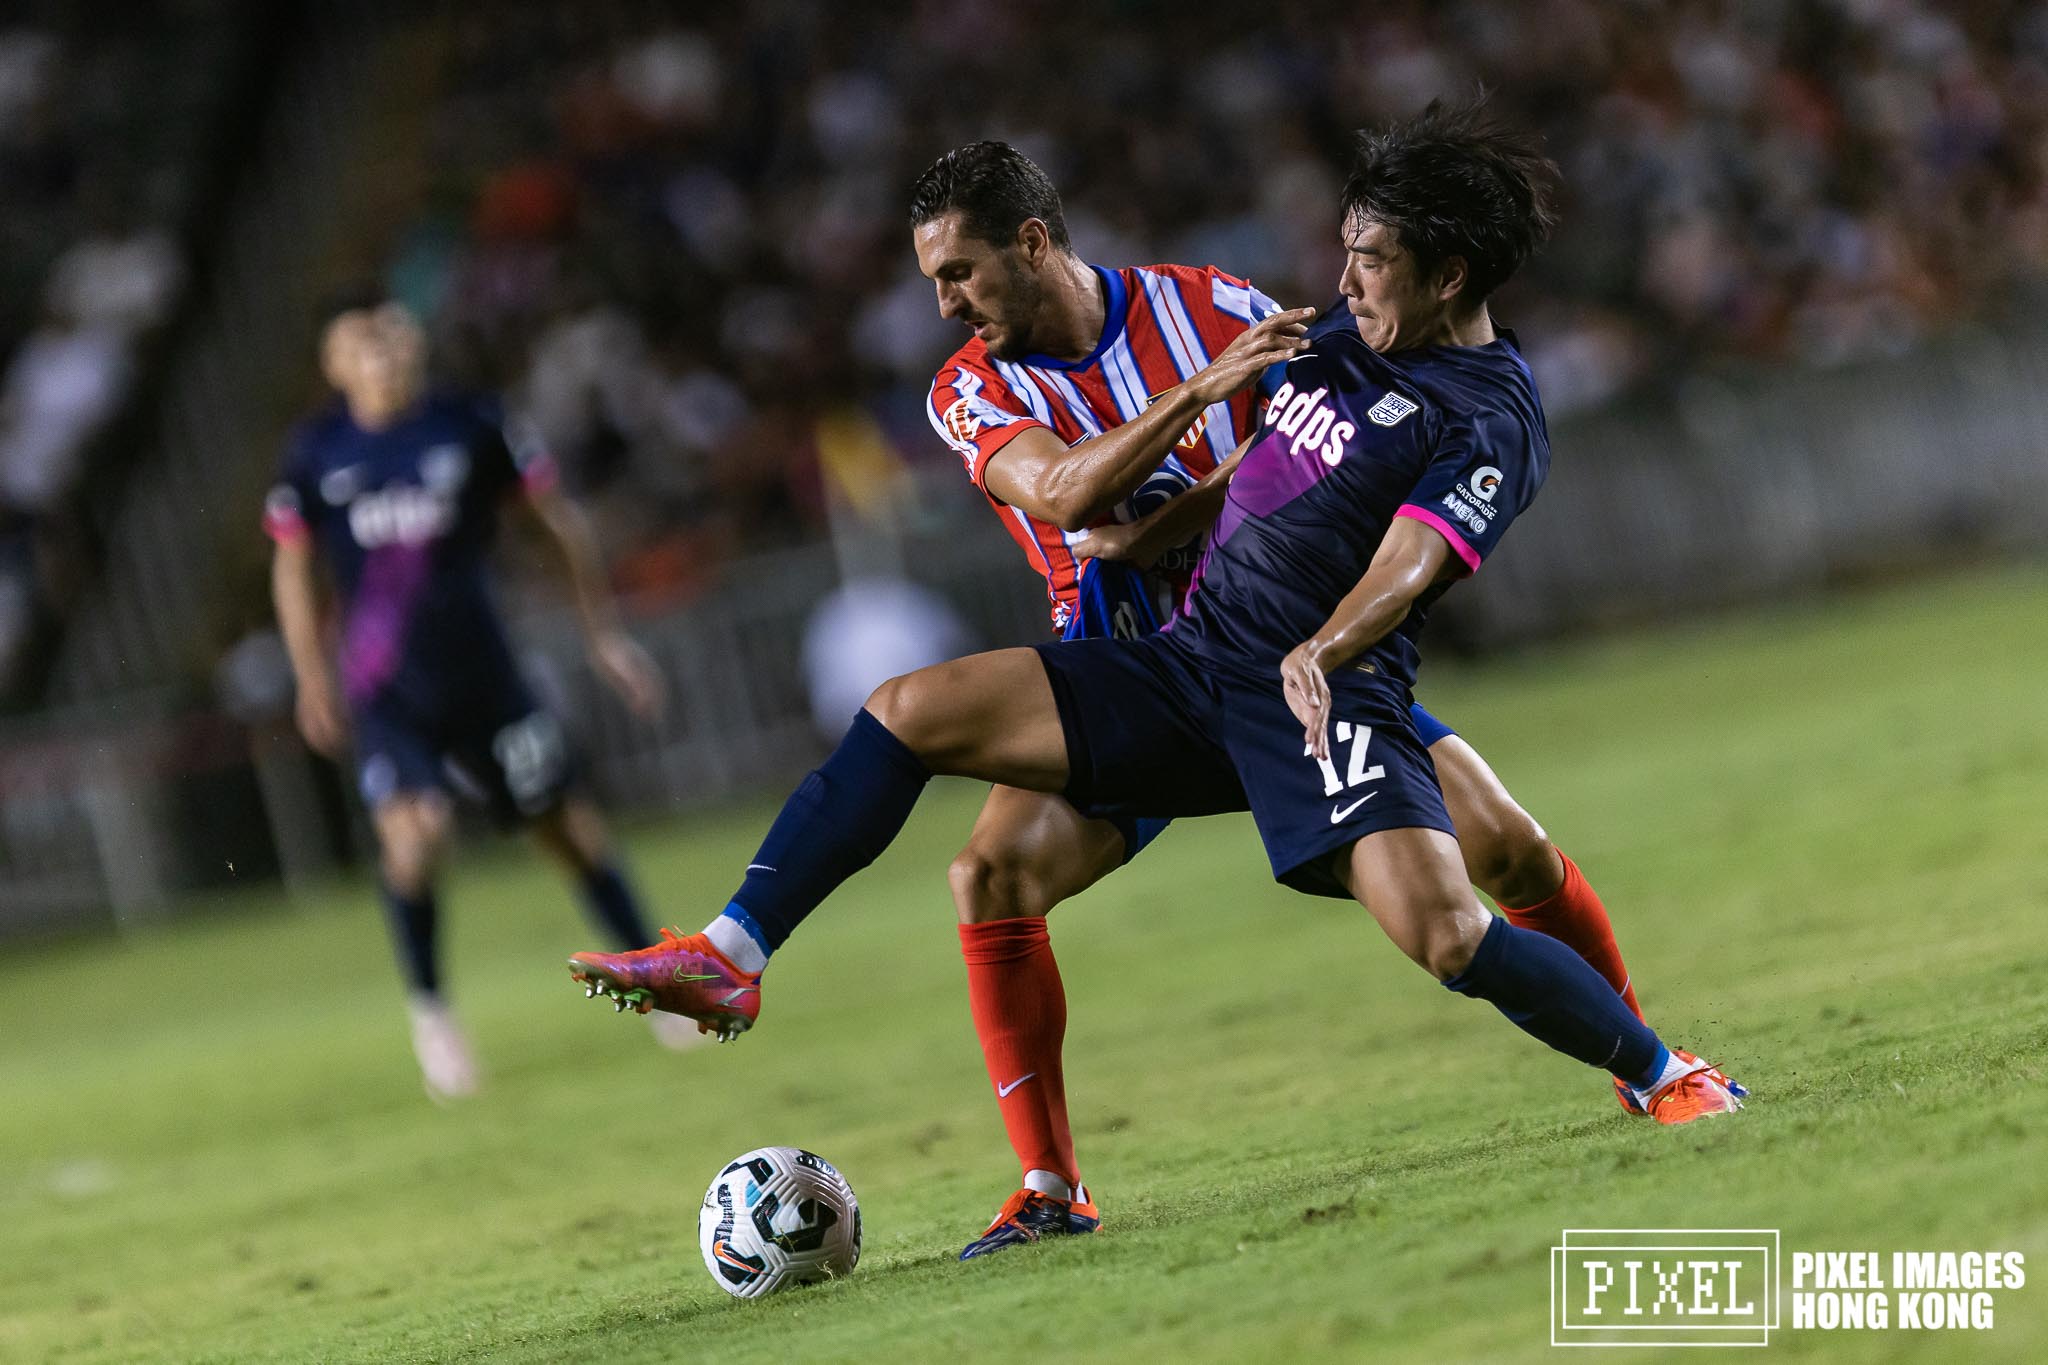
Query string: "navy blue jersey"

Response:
xmin=264 ymin=392 xmax=555 ymax=714
xmin=1175 ymin=326 xmax=1548 ymax=689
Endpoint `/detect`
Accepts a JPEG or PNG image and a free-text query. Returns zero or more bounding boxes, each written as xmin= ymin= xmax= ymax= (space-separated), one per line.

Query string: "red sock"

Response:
xmin=958 ymin=917 xmax=1077 ymax=1191
xmin=1499 ymin=849 xmax=1643 ymax=1021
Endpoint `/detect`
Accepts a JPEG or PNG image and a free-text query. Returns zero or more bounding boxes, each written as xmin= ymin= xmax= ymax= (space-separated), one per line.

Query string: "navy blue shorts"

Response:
xmin=352 ymin=681 xmax=575 ymax=824
xmin=1033 ymin=630 xmax=1454 ymax=898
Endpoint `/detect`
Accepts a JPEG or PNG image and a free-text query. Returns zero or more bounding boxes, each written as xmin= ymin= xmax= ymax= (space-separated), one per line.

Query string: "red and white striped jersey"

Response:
xmin=926 ymin=263 xmax=1281 ymax=632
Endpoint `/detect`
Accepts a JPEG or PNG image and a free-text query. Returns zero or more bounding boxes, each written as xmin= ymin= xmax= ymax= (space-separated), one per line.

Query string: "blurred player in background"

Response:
xmin=572 ymin=131 xmax=1738 ymax=1254
xmin=267 ymin=291 xmax=686 ymax=1102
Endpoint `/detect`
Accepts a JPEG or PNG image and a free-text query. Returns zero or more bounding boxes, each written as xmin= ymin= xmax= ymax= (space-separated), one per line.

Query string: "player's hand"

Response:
xmin=593 ymin=629 xmax=665 ymax=722
xmin=294 ymin=675 xmax=348 ymax=758
xmin=1280 ymin=639 xmax=1334 ymax=761
xmin=1073 ymin=520 xmax=1150 ymax=567
xmin=1187 ymin=307 xmax=1315 ymax=405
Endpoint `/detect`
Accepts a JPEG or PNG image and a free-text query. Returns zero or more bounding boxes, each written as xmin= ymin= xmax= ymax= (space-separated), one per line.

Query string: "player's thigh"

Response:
xmin=1337 ymin=825 xmax=1493 ymax=981
xmin=864 ymin=648 xmax=1070 ymax=789
xmin=1428 ymin=732 xmax=1561 ymax=907
xmin=1219 ymin=671 xmax=1453 ymax=898
xmin=1034 ymin=633 xmax=1244 ymax=819
xmin=950 ymin=784 xmax=1130 ymax=923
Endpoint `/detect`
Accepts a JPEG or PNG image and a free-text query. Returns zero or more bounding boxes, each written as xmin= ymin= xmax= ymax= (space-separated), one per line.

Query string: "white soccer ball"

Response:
xmin=698 ymin=1146 xmax=861 ymax=1298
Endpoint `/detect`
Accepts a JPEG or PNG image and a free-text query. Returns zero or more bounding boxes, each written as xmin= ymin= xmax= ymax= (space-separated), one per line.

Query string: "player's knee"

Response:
xmin=380 ymin=837 xmax=435 ymax=897
xmin=1462 ymin=806 xmax=1557 ymax=909
xmin=947 ymin=844 xmax=1049 ymax=923
xmin=379 ymin=801 xmax=450 ymax=893
xmin=1418 ymin=910 xmax=1488 ymax=981
xmin=862 ymin=674 xmax=927 ymax=748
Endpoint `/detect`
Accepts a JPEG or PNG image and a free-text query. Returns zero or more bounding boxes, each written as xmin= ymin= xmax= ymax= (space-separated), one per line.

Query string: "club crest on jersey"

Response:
xmin=1147 ymin=389 xmax=1209 ymax=452
xmin=1367 ymin=392 xmax=1418 ymax=427
xmin=940 ymin=391 xmax=1019 ymax=455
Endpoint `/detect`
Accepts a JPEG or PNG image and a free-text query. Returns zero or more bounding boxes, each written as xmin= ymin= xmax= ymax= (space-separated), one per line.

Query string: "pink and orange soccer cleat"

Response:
xmin=1641 ymin=1048 xmax=1748 ymax=1125
xmin=568 ymin=927 xmax=761 ymax=1042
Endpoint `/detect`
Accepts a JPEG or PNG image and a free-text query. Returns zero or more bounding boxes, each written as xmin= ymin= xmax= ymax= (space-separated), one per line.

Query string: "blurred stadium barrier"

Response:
xmin=0 ymin=523 xmax=1047 ymax=937
xmin=1448 ymin=300 xmax=2048 ymax=646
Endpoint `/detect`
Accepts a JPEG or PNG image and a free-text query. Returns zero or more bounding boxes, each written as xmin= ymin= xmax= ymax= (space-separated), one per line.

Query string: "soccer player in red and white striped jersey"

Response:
xmin=925 ymin=253 xmax=1291 ymax=634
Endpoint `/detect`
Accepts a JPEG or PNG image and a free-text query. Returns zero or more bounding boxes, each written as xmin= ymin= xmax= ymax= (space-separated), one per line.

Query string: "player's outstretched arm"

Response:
xmin=1280 ymin=517 xmax=1456 ymax=759
xmin=983 ymin=308 xmax=1313 ymax=531
xmin=270 ymin=537 xmax=347 ymax=757
xmin=1074 ymin=436 xmax=1252 ymax=568
xmin=521 ymin=485 xmax=665 ymax=721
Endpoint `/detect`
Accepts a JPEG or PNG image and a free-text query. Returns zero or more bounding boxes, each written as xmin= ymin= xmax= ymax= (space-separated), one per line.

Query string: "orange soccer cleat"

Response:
xmin=568 ymin=927 xmax=762 ymax=1043
xmin=1641 ymin=1049 xmax=1748 ymax=1125
xmin=958 ymin=1186 xmax=1101 ymax=1261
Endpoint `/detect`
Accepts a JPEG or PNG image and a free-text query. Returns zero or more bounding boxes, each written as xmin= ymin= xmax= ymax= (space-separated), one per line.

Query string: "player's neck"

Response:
xmin=344 ymin=393 xmax=419 ymax=432
xmin=1428 ymin=305 xmax=1495 ymax=350
xmin=1031 ymin=254 xmax=1107 ymax=363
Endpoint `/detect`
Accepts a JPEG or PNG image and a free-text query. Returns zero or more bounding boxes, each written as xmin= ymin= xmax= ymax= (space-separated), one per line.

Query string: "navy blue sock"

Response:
xmin=1444 ymin=915 xmax=1667 ymax=1085
xmin=380 ymin=880 xmax=440 ymax=996
xmin=580 ymin=861 xmax=656 ymax=949
xmin=725 ymin=708 xmax=930 ymax=953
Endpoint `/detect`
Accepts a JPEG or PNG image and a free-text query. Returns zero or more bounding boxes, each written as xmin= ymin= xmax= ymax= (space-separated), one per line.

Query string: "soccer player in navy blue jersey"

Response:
xmin=571 ymin=101 xmax=1747 ymax=1227
xmin=267 ymin=292 xmax=689 ymax=1100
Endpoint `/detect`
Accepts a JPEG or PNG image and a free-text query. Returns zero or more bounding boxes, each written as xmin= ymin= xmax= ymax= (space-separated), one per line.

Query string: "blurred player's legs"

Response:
xmin=373 ymin=702 xmax=684 ymax=1093
xmin=373 ymin=793 xmax=480 ymax=1102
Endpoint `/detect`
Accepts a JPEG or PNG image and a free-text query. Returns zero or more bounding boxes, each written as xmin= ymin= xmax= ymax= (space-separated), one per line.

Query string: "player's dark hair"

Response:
xmin=1341 ymin=97 xmax=1559 ymax=305
xmin=908 ymin=141 xmax=1071 ymax=252
xmin=312 ymin=281 xmax=390 ymax=342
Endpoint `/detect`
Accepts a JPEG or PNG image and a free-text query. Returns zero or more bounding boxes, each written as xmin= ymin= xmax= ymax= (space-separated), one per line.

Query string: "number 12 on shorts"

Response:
xmin=1308 ymin=722 xmax=1384 ymax=796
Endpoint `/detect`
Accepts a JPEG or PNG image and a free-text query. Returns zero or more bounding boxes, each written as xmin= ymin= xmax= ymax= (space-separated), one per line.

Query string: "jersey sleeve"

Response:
xmin=262 ymin=432 xmax=316 ymax=544
xmin=1393 ymin=408 xmax=1542 ymax=575
xmin=926 ymin=354 xmax=1049 ymax=494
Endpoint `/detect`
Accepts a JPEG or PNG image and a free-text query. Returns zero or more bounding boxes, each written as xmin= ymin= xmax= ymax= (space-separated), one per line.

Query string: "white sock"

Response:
xmin=702 ymin=914 xmax=768 ymax=976
xmin=1023 ymin=1169 xmax=1073 ymax=1201
xmin=1631 ymin=1048 xmax=1699 ymax=1104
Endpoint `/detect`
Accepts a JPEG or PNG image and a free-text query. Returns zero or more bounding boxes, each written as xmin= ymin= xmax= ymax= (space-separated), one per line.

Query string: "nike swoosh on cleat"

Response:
xmin=996 ymin=1073 xmax=1035 ymax=1098
xmin=1330 ymin=792 xmax=1377 ymax=823
xmin=672 ymin=970 xmax=722 ymax=983
xmin=746 ymin=864 xmax=777 ymax=873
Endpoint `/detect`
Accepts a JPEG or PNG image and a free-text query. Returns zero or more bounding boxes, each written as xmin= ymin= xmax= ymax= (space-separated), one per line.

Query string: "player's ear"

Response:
xmin=1016 ymin=217 xmax=1051 ymax=265
xmin=1435 ymin=256 xmax=1470 ymax=305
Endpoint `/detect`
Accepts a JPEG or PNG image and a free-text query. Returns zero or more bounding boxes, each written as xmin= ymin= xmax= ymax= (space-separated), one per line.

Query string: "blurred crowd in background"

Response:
xmin=0 ymin=1 xmax=244 ymax=690
xmin=4 ymin=0 xmax=2048 ymax=694
xmin=394 ymin=0 xmax=2048 ymax=609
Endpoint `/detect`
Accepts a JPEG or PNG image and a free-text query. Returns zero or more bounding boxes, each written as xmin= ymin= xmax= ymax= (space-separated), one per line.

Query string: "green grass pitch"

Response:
xmin=3 ymin=566 xmax=2045 ymax=1363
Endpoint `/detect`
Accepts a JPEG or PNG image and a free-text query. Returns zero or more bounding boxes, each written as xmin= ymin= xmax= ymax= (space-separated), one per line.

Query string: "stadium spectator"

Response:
xmin=364 ymin=0 xmax=2048 ymax=582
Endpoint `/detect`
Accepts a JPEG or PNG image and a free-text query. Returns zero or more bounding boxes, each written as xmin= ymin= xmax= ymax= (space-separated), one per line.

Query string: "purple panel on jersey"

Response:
xmin=341 ymin=542 xmax=434 ymax=704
